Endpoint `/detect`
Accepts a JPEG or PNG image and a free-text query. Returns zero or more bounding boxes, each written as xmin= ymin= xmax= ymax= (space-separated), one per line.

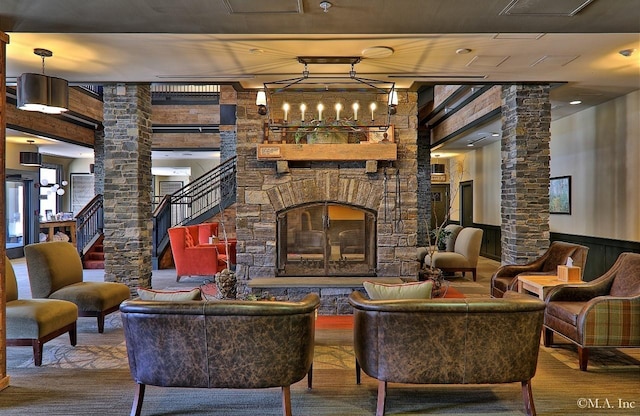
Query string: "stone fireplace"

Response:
xmin=234 ymin=91 xmax=419 ymax=306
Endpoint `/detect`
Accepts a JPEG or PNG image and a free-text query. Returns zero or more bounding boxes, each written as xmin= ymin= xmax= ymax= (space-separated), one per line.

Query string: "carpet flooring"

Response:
xmin=3 ymin=257 xmax=639 ymax=415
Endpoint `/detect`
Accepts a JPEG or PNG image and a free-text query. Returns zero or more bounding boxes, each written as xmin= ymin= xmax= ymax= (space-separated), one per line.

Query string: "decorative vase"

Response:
xmin=216 ymin=269 xmax=237 ymax=299
xmin=420 ymin=267 xmax=444 ymax=297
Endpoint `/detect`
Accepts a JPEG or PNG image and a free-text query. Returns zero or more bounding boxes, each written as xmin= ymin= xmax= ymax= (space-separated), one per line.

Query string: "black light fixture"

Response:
xmin=20 ymin=139 xmax=42 ymax=167
xmin=17 ymin=48 xmax=69 ymax=115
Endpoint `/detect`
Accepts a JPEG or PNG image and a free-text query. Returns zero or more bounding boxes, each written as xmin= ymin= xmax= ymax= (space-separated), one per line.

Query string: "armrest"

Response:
xmin=577 ymin=296 xmax=640 ymax=345
xmin=546 ymin=279 xmax=611 ymax=302
xmin=493 ymin=263 xmax=543 ymax=279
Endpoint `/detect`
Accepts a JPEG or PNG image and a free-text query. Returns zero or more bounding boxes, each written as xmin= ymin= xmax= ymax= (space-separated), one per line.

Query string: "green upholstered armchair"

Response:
xmin=491 ymin=241 xmax=589 ymax=298
xmin=543 ymin=252 xmax=640 ymax=371
xmin=5 ymin=256 xmax=78 ymax=366
xmin=24 ymin=241 xmax=130 ymax=333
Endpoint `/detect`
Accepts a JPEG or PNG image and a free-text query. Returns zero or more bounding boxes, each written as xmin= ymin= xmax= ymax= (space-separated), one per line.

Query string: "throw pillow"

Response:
xmin=185 ymin=231 xmax=195 ymax=248
xmin=136 ymin=288 xmax=201 ymax=301
xmin=363 ymin=280 xmax=433 ymax=300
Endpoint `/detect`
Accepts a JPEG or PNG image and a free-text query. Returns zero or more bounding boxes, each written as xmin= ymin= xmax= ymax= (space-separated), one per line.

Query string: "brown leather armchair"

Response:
xmin=491 ymin=241 xmax=589 ymax=298
xmin=543 ymin=252 xmax=640 ymax=371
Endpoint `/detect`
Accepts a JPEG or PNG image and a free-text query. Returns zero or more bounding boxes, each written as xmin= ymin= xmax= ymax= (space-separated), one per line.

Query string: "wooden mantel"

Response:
xmin=256 ymin=142 xmax=397 ymax=161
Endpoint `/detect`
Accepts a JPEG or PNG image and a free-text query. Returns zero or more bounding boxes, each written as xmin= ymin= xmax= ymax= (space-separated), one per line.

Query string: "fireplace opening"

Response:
xmin=276 ymin=203 xmax=376 ymax=276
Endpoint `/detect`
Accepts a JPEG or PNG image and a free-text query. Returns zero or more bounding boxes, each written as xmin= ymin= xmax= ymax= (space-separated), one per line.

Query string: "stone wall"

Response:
xmin=234 ymin=90 xmax=419 ymax=297
xmin=501 ymin=84 xmax=551 ymax=263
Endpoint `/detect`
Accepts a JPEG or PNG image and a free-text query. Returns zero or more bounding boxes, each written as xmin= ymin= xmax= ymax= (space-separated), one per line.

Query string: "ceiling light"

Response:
xmin=20 ymin=139 xmax=42 ymax=167
xmin=17 ymin=48 xmax=69 ymax=114
xmin=456 ymin=48 xmax=472 ymax=55
xmin=619 ymin=48 xmax=636 ymax=57
xmin=319 ymin=1 xmax=332 ymax=13
xmin=570 ymin=100 xmax=582 ymax=105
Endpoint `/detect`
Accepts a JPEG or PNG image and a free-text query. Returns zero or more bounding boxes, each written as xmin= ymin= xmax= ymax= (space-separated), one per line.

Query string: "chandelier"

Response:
xmin=258 ymin=57 xmax=396 ymax=135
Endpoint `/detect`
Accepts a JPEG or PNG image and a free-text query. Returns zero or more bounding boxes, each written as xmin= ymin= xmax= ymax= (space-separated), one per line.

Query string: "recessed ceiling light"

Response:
xmin=491 ymin=132 xmax=500 ymax=137
xmin=619 ymin=48 xmax=636 ymax=57
xmin=456 ymin=48 xmax=472 ymax=55
xmin=249 ymin=48 xmax=264 ymax=55
xmin=361 ymin=46 xmax=394 ymax=59
xmin=570 ymin=100 xmax=582 ymax=105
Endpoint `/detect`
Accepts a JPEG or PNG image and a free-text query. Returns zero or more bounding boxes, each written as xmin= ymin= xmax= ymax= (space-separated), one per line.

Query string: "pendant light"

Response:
xmin=17 ymin=48 xmax=69 ymax=115
xmin=20 ymin=139 xmax=42 ymax=167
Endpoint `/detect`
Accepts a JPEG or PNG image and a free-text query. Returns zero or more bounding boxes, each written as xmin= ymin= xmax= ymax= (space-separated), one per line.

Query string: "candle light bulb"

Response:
xmin=369 ymin=102 xmax=377 ymax=121
xmin=282 ymin=102 xmax=290 ymax=122
xmin=352 ymin=102 xmax=359 ymax=121
xmin=317 ymin=103 xmax=324 ymax=121
xmin=300 ymin=103 xmax=307 ymax=122
xmin=335 ymin=103 xmax=342 ymax=120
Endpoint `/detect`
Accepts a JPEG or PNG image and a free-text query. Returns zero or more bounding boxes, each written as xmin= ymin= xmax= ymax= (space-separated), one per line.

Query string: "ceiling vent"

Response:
xmin=223 ymin=0 xmax=303 ymax=14
xmin=500 ymin=0 xmax=596 ymax=16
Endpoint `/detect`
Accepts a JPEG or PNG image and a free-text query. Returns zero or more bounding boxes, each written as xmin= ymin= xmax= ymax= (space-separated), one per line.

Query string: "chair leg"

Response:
xmin=578 ymin=346 xmax=589 ymax=371
xmin=472 ymin=269 xmax=477 ymax=281
xmin=97 ymin=313 xmax=105 ymax=334
xmin=69 ymin=323 xmax=77 ymax=346
xmin=32 ymin=340 xmax=44 ymax=366
xmin=543 ymin=328 xmax=553 ymax=347
xmin=131 ymin=383 xmax=145 ymax=416
xmin=376 ymin=380 xmax=387 ymax=416
xmin=281 ymin=385 xmax=292 ymax=416
xmin=307 ymin=363 xmax=313 ymax=389
xmin=356 ymin=359 xmax=361 ymax=385
xmin=521 ymin=380 xmax=537 ymax=416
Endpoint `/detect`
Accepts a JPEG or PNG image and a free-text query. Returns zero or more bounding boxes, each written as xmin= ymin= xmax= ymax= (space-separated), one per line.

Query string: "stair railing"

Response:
xmin=75 ymin=194 xmax=104 ymax=255
xmin=152 ymin=156 xmax=237 ymax=263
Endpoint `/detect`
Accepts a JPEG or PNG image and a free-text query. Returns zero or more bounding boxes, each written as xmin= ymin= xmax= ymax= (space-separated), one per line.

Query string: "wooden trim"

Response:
xmin=257 ymin=143 xmax=397 ymax=161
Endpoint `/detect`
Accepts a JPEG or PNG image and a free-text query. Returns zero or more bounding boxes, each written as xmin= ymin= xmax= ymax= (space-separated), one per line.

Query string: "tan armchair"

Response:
xmin=25 ymin=241 xmax=130 ymax=333
xmin=543 ymin=252 xmax=640 ymax=371
xmin=5 ymin=256 xmax=78 ymax=365
xmin=491 ymin=241 xmax=589 ymax=298
xmin=423 ymin=227 xmax=484 ymax=281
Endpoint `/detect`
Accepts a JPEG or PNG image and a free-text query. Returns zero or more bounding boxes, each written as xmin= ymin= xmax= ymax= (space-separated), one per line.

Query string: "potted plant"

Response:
xmin=420 ymin=158 xmax=466 ymax=294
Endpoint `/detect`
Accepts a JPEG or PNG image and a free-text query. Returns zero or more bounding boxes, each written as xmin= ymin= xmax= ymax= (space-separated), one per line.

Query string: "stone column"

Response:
xmin=416 ymin=133 xmax=431 ymax=247
xmin=500 ymin=84 xmax=551 ymax=264
xmin=93 ymin=128 xmax=104 ymax=195
xmin=102 ymin=84 xmax=153 ymax=291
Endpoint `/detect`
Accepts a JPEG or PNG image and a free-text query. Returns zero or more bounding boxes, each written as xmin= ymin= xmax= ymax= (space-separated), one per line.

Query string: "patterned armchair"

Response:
xmin=491 ymin=241 xmax=589 ymax=298
xmin=543 ymin=252 xmax=640 ymax=371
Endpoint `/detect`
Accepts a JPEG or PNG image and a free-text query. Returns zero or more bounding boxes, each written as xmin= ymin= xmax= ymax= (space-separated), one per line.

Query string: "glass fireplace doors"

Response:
xmin=277 ymin=203 xmax=376 ymax=276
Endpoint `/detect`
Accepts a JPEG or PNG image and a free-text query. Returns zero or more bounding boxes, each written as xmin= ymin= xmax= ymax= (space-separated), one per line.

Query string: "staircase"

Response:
xmin=83 ymin=235 xmax=105 ymax=269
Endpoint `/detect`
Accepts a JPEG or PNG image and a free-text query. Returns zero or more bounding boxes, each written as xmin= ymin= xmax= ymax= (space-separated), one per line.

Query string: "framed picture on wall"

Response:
xmin=550 ymin=176 xmax=571 ymax=214
xmin=70 ymin=173 xmax=95 ymax=215
xmin=159 ymin=181 xmax=183 ymax=196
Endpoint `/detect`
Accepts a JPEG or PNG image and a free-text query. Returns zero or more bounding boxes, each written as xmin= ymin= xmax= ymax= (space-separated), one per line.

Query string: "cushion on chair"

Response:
xmin=6 ymin=299 xmax=78 ymax=339
xmin=50 ymin=281 xmax=130 ymax=312
xmin=25 ymin=242 xmax=84 ymax=298
xmin=137 ymin=287 xmax=201 ymax=301
xmin=363 ymin=280 xmax=433 ymax=300
xmin=545 ymin=301 xmax=586 ymax=327
xmin=425 ymin=252 xmax=470 ymax=269
xmin=185 ymin=231 xmax=196 ymax=248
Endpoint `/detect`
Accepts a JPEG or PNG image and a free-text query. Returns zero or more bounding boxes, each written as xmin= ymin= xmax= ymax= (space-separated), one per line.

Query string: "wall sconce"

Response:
xmin=256 ymin=90 xmax=267 ymax=115
xmin=388 ymin=90 xmax=398 ymax=115
xmin=20 ymin=139 xmax=42 ymax=167
xmin=16 ymin=48 xmax=69 ymax=115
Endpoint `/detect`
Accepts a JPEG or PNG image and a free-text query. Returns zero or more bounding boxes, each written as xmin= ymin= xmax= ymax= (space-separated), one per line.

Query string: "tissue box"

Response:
xmin=557 ymin=265 xmax=581 ymax=282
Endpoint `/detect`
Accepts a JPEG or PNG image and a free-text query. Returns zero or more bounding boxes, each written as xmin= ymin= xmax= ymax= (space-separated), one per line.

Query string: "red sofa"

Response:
xmin=168 ymin=223 xmax=236 ymax=282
